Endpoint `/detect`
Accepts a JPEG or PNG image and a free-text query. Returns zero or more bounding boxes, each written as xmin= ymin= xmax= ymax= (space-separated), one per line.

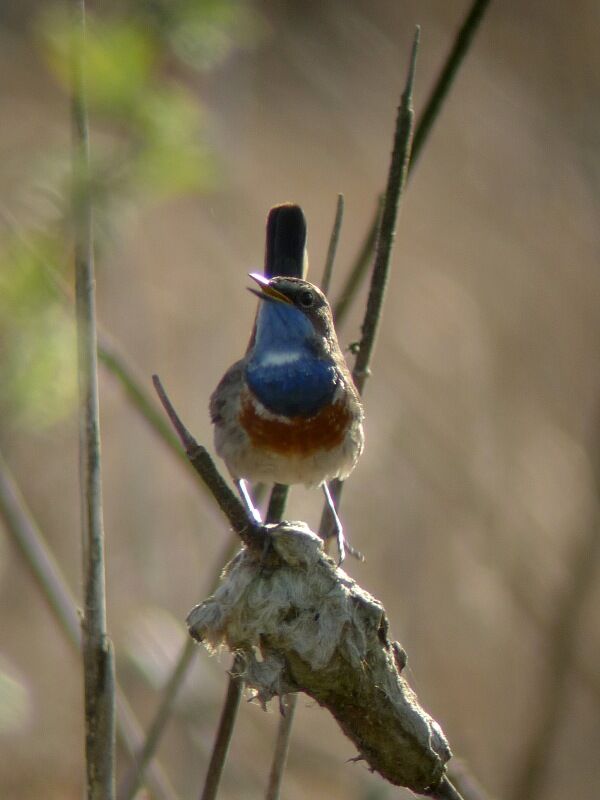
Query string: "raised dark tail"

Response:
xmin=264 ymin=203 xmax=307 ymax=279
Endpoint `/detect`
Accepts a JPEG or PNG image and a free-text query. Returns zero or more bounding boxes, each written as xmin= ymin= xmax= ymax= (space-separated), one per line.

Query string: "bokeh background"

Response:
xmin=1 ymin=1 xmax=599 ymax=799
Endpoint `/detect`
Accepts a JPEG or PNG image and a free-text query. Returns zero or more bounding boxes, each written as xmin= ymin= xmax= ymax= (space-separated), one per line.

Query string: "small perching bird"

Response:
xmin=210 ymin=204 xmax=364 ymax=560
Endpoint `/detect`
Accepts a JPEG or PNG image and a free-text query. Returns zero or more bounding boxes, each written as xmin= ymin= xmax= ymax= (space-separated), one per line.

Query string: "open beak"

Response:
xmin=247 ymin=272 xmax=293 ymax=304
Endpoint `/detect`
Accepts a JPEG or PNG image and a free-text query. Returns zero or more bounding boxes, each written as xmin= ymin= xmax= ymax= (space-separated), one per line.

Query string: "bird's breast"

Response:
xmin=239 ymin=388 xmax=354 ymax=458
xmin=245 ymin=351 xmax=337 ymax=417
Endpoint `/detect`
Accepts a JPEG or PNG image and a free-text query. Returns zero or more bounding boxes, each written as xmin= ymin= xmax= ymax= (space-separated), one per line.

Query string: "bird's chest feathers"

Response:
xmin=245 ymin=348 xmax=337 ymax=417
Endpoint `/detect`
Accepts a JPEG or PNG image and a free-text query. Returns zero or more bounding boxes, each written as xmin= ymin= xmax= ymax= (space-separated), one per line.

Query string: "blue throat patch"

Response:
xmin=245 ymin=301 xmax=338 ymax=417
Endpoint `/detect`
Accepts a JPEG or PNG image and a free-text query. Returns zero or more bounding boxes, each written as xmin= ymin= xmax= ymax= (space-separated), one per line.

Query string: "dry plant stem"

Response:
xmin=447 ymin=761 xmax=493 ymax=800
xmin=197 ymin=481 xmax=292 ymax=800
xmin=425 ymin=776 xmax=466 ymax=800
xmin=321 ymin=29 xmax=418 ymax=538
xmin=152 ymin=374 xmax=260 ymax=543
xmin=265 ymin=694 xmax=298 ymax=800
xmin=118 ymin=638 xmax=197 ymax=800
xmin=353 ymin=29 xmax=418 ymax=394
xmin=144 ymin=3 xmax=492 ymax=781
xmin=263 ymin=483 xmax=296 ymax=800
xmin=333 ymin=0 xmax=492 ymax=327
xmin=188 ymin=523 xmax=456 ymax=797
xmin=320 ymin=193 xmax=344 ymax=296
xmin=0 ymin=453 xmax=176 ymax=800
xmin=510 ymin=410 xmax=600 ymax=800
xmin=332 ymin=195 xmax=382 ymax=326
xmin=264 ymin=51 xmax=419 ymax=784
xmin=200 ymin=655 xmax=245 ymax=800
xmin=266 ymin=483 xmax=290 ymax=524
xmin=71 ymin=1 xmax=115 ymax=796
xmin=118 ymin=534 xmax=242 ymax=800
xmin=98 ymin=340 xmax=183 ymax=463
xmin=510 ymin=508 xmax=600 ymax=800
xmin=410 ymin=0 xmax=492 ymax=169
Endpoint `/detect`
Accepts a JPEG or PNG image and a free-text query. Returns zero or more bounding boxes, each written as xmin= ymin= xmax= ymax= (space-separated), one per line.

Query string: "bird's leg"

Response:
xmin=322 ymin=482 xmax=346 ymax=564
xmin=235 ymin=479 xmax=263 ymax=524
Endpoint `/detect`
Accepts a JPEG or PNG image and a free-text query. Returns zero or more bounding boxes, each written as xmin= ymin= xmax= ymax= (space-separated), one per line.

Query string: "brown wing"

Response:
xmin=209 ymin=360 xmax=244 ymax=425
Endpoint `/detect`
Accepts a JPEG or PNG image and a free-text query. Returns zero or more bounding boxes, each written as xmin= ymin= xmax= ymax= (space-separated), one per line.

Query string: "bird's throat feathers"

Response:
xmin=245 ymin=301 xmax=337 ymax=417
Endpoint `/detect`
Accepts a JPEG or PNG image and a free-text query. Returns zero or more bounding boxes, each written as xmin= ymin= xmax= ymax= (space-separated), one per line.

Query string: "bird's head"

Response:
xmin=248 ymin=273 xmax=337 ymax=354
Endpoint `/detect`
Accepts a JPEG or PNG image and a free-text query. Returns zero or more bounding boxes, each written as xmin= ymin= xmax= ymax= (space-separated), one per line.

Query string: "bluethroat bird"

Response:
xmin=210 ymin=204 xmax=364 ymax=561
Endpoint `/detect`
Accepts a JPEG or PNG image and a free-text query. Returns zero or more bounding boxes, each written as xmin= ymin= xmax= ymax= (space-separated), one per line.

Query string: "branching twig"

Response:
xmin=134 ymin=4 xmax=494 ymax=789
xmin=333 ymin=0 xmax=492 ymax=328
xmin=70 ymin=0 xmax=115 ymax=795
xmin=320 ymin=28 xmax=418 ymax=539
xmin=187 ymin=522 xmax=458 ymax=798
xmin=332 ymin=195 xmax=383 ymax=326
xmin=352 ymin=28 xmax=418 ymax=394
xmin=411 ymin=0 xmax=492 ymax=170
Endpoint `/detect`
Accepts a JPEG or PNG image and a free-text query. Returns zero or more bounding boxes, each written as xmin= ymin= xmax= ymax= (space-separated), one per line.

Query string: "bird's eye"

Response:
xmin=298 ymin=289 xmax=314 ymax=308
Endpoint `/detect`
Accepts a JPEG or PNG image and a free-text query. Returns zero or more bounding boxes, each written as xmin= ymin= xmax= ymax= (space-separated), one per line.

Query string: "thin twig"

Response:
xmin=70 ymin=0 xmax=115 ymax=795
xmin=332 ymin=195 xmax=383 ymax=326
xmin=320 ymin=193 xmax=344 ymax=296
xmin=353 ymin=28 xmax=418 ymax=394
xmin=152 ymin=374 xmax=259 ymax=543
xmin=199 ymin=656 xmax=245 ymax=800
xmin=411 ymin=0 xmax=492 ymax=170
xmin=510 ymin=405 xmax=600 ymax=800
xmin=118 ymin=638 xmax=197 ymax=800
xmin=0 ymin=451 xmax=177 ymax=800
xmin=510 ymin=512 xmax=600 ymax=800
xmin=98 ymin=339 xmax=183 ymax=460
xmin=425 ymin=775 xmax=466 ymax=800
xmin=320 ymin=28 xmax=419 ymax=540
xmin=266 ymin=483 xmax=290 ymax=524
xmin=195 ymin=479 xmax=292 ymax=800
xmin=265 ymin=694 xmax=298 ymax=800
xmin=447 ymin=760 xmax=494 ymax=800
xmin=118 ymin=532 xmax=242 ymax=800
xmin=333 ymin=0 xmax=492 ymax=329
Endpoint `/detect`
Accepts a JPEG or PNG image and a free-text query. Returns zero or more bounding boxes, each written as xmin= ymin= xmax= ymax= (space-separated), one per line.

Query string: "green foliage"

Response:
xmin=0 ymin=233 xmax=76 ymax=429
xmin=1 ymin=0 xmax=261 ymax=431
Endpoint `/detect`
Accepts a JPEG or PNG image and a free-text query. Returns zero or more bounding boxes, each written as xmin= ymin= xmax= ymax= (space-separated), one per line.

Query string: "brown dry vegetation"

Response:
xmin=1 ymin=1 xmax=599 ymax=799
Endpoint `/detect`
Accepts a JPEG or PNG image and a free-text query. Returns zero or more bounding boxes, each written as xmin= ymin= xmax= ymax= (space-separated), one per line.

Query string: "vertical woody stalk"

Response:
xmin=321 ymin=28 xmax=419 ymax=535
xmin=71 ymin=1 xmax=116 ymax=797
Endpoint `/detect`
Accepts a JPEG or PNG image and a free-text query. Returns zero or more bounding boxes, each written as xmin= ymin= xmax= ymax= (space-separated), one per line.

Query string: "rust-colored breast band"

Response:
xmin=240 ymin=395 xmax=352 ymax=457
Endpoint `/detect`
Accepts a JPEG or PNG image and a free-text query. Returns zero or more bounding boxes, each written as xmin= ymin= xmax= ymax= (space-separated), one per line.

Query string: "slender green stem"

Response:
xmin=70 ymin=1 xmax=115 ymax=796
xmin=320 ymin=194 xmax=344 ymax=296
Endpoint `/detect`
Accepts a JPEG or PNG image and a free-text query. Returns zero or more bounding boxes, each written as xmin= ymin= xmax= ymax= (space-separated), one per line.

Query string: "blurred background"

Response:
xmin=0 ymin=0 xmax=599 ymax=798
